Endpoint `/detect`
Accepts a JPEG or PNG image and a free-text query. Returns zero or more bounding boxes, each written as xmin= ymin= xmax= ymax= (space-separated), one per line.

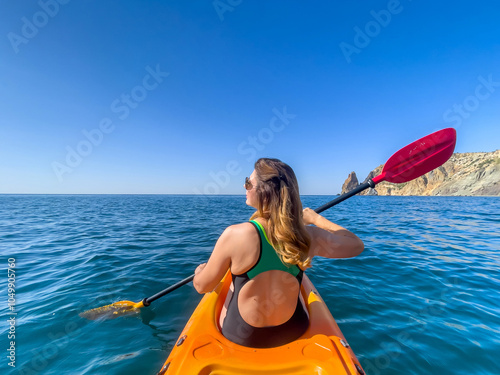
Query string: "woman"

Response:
xmin=193 ymin=158 xmax=364 ymax=348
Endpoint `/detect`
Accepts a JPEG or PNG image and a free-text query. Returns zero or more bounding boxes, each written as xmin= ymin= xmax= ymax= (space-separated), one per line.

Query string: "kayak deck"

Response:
xmin=158 ymin=273 xmax=365 ymax=375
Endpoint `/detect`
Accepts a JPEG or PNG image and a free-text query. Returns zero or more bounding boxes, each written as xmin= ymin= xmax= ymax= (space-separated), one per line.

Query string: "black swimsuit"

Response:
xmin=221 ymin=220 xmax=309 ymax=348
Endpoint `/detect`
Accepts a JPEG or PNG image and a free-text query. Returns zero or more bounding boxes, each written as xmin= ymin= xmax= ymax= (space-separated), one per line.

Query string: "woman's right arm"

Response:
xmin=303 ymin=207 xmax=364 ymax=259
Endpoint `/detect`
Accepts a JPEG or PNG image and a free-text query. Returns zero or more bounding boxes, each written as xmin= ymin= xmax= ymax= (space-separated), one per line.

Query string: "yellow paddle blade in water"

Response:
xmin=80 ymin=300 xmax=144 ymax=320
xmin=79 ymin=275 xmax=195 ymax=320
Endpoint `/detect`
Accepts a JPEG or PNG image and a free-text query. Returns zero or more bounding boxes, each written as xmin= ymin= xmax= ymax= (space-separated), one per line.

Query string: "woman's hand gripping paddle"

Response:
xmin=80 ymin=128 xmax=456 ymax=320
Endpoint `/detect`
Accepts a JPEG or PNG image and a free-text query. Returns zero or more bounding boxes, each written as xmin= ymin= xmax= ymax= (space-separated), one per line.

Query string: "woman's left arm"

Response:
xmin=193 ymin=226 xmax=234 ymax=294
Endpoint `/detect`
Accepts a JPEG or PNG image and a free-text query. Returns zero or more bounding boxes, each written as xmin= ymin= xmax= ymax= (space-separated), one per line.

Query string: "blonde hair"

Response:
xmin=250 ymin=158 xmax=311 ymax=269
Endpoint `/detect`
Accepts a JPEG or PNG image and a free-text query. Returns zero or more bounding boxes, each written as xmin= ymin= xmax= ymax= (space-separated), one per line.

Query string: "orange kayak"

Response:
xmin=158 ymin=273 xmax=365 ymax=375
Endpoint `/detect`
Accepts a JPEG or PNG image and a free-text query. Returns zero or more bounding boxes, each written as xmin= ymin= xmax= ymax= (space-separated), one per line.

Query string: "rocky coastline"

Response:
xmin=341 ymin=150 xmax=500 ymax=196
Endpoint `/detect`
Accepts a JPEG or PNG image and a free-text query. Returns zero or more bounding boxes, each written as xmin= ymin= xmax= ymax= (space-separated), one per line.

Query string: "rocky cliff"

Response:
xmin=341 ymin=150 xmax=500 ymax=196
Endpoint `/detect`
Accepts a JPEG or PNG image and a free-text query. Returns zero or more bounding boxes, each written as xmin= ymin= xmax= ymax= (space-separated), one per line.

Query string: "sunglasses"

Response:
xmin=244 ymin=177 xmax=254 ymax=190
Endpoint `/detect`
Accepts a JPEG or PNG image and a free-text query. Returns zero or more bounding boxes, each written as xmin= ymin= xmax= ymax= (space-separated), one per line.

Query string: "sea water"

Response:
xmin=0 ymin=195 xmax=499 ymax=374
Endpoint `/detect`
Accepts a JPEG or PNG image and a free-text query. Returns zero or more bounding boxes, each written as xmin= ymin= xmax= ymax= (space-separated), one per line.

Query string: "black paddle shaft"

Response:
xmin=142 ymin=274 xmax=195 ymax=306
xmin=314 ymin=179 xmax=375 ymax=214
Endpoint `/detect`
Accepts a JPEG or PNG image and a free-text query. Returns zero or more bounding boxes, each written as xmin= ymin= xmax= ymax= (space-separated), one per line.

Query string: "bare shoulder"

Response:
xmin=219 ymin=222 xmax=258 ymax=245
xmin=225 ymin=222 xmax=260 ymax=274
xmin=227 ymin=221 xmax=256 ymax=233
xmin=221 ymin=222 xmax=256 ymax=238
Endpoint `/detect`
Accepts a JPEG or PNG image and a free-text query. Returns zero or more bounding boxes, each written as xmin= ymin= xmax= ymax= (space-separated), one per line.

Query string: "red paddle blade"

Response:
xmin=372 ymin=128 xmax=457 ymax=184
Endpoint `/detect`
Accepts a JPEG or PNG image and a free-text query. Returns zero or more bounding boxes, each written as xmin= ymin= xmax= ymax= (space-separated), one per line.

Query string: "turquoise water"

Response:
xmin=1 ymin=195 xmax=499 ymax=374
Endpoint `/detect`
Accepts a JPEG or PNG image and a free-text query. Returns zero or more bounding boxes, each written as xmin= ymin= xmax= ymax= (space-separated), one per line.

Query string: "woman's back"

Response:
xmin=228 ymin=220 xmax=304 ymax=327
xmin=217 ymin=219 xmax=309 ymax=348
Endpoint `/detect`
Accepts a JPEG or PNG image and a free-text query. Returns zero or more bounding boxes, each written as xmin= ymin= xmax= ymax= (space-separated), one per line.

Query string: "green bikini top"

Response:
xmin=246 ymin=220 xmax=301 ymax=279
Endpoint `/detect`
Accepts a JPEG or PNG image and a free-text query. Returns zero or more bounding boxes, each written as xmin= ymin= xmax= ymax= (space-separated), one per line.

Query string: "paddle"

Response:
xmin=80 ymin=127 xmax=456 ymax=320
xmin=80 ymin=274 xmax=195 ymax=320
xmin=314 ymin=127 xmax=457 ymax=213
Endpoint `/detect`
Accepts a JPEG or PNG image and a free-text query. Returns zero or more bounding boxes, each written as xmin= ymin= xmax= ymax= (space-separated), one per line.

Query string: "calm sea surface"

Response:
xmin=1 ymin=195 xmax=499 ymax=374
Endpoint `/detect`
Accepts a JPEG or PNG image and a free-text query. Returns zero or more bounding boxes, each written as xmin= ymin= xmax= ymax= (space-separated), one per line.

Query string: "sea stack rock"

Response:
xmin=361 ymin=169 xmax=381 ymax=195
xmin=341 ymin=172 xmax=359 ymax=194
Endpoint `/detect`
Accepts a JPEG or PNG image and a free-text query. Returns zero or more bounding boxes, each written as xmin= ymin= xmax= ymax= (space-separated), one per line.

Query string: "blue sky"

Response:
xmin=1 ymin=0 xmax=499 ymax=194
